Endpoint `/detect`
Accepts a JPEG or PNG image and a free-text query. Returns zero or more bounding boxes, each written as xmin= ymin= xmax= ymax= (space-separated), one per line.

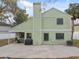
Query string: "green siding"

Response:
xmin=11 ymin=18 xmax=33 ymax=32
xmin=33 ymin=31 xmax=42 ymax=45
xmin=42 ymin=17 xmax=71 ymax=29
xmin=33 ymin=3 xmax=42 ymax=45
xmin=42 ymin=8 xmax=72 ymax=30
xmin=42 ymin=8 xmax=71 ymax=18
xmin=11 ymin=5 xmax=72 ymax=45
xmin=42 ymin=31 xmax=71 ymax=45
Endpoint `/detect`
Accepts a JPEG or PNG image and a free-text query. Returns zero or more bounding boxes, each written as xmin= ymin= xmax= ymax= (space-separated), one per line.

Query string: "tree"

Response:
xmin=65 ymin=3 xmax=79 ymax=18
xmin=65 ymin=3 xmax=79 ymax=45
xmin=14 ymin=11 xmax=28 ymax=25
xmin=0 ymin=0 xmax=19 ymax=24
xmin=0 ymin=0 xmax=18 ymax=14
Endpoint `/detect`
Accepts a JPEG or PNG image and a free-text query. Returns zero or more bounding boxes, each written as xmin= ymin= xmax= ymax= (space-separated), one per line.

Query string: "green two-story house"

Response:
xmin=11 ymin=3 xmax=72 ymax=45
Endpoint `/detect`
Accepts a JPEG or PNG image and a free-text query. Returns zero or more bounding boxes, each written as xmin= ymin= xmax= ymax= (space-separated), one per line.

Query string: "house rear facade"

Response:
xmin=11 ymin=3 xmax=72 ymax=45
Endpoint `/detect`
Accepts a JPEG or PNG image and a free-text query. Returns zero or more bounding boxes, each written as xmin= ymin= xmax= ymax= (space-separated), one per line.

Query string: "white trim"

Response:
xmin=31 ymin=29 xmax=72 ymax=32
xmin=24 ymin=32 xmax=26 ymax=40
xmin=33 ymin=17 xmax=34 ymax=43
xmin=42 ymin=29 xmax=71 ymax=32
xmin=8 ymin=39 xmax=9 ymax=44
xmin=11 ymin=29 xmax=71 ymax=32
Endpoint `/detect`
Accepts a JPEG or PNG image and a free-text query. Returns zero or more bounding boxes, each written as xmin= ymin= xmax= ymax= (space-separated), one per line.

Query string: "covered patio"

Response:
xmin=15 ymin=32 xmax=33 ymax=45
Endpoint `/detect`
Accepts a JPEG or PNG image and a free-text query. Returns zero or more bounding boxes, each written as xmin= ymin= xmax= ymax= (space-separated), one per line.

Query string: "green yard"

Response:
xmin=73 ymin=40 xmax=79 ymax=47
xmin=0 ymin=39 xmax=15 ymax=47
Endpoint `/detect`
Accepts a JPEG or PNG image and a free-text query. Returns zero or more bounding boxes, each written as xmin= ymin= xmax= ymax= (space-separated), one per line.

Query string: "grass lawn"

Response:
xmin=0 ymin=39 xmax=8 ymax=46
xmin=73 ymin=40 xmax=79 ymax=47
xmin=0 ymin=39 xmax=15 ymax=47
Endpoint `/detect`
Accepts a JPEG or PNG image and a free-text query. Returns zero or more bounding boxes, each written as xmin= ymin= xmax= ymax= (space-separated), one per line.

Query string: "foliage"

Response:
xmin=0 ymin=0 xmax=17 ymax=14
xmin=73 ymin=40 xmax=79 ymax=46
xmin=65 ymin=3 xmax=79 ymax=43
xmin=14 ymin=11 xmax=28 ymax=25
xmin=0 ymin=0 xmax=20 ymax=25
xmin=65 ymin=3 xmax=79 ymax=18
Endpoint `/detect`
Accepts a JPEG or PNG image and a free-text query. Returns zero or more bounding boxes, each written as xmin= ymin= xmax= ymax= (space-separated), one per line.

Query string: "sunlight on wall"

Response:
xmin=73 ymin=32 xmax=79 ymax=39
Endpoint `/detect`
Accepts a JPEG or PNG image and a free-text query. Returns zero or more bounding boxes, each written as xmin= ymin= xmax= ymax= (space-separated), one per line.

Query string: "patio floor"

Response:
xmin=0 ymin=43 xmax=79 ymax=58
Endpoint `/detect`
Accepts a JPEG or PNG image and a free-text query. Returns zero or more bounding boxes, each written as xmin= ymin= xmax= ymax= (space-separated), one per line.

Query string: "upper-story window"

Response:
xmin=57 ymin=18 xmax=63 ymax=25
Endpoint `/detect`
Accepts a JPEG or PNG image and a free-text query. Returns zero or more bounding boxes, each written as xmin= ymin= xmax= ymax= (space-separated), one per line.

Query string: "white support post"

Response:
xmin=8 ymin=39 xmax=9 ymax=44
xmin=24 ymin=32 xmax=26 ymax=44
xmin=24 ymin=32 xmax=26 ymax=40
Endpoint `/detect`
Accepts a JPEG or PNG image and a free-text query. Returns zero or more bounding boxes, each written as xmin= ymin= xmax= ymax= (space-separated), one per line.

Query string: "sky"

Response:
xmin=17 ymin=0 xmax=79 ymax=16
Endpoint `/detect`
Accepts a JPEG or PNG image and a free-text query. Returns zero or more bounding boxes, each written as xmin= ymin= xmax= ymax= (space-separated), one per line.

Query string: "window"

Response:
xmin=57 ymin=18 xmax=63 ymax=25
xmin=56 ymin=33 xmax=64 ymax=40
xmin=44 ymin=33 xmax=49 ymax=41
xmin=27 ymin=33 xmax=32 ymax=38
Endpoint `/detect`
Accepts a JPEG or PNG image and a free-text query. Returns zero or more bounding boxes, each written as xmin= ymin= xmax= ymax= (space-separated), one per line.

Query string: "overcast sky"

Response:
xmin=17 ymin=0 xmax=79 ymax=16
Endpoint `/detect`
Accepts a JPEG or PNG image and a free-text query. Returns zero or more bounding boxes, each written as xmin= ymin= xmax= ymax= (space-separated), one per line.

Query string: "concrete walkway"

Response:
xmin=0 ymin=44 xmax=79 ymax=58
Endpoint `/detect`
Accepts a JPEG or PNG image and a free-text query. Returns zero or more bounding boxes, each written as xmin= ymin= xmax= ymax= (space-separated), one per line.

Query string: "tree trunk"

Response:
xmin=71 ymin=20 xmax=74 ymax=45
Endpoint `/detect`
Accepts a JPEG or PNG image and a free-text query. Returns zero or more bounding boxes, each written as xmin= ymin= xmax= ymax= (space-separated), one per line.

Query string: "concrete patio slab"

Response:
xmin=0 ymin=44 xmax=79 ymax=58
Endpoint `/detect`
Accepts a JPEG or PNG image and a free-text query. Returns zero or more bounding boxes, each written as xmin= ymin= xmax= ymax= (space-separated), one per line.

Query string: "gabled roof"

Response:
xmin=11 ymin=17 xmax=33 ymax=32
xmin=42 ymin=8 xmax=72 ymax=17
xmin=11 ymin=8 xmax=72 ymax=32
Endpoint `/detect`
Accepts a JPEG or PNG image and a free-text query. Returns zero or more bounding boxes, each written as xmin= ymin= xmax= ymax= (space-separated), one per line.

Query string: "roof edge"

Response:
xmin=42 ymin=7 xmax=72 ymax=17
